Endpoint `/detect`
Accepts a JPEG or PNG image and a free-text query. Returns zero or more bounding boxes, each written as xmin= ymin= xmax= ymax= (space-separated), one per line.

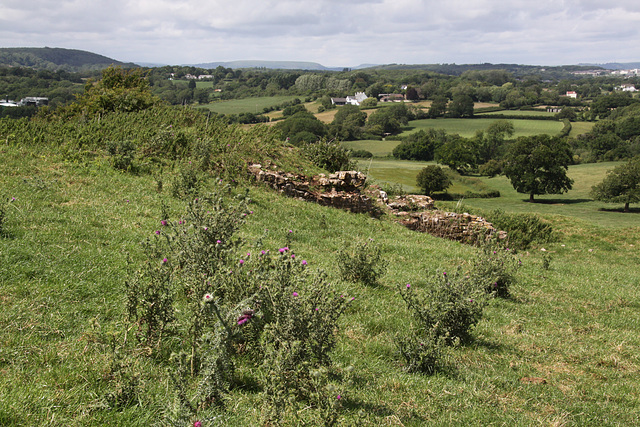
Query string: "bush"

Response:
xmin=469 ymin=239 xmax=520 ymax=298
xmin=302 ymin=139 xmax=354 ymax=172
xmin=488 ymin=210 xmax=555 ymax=250
xmin=397 ymin=269 xmax=486 ymax=373
xmin=349 ymin=149 xmax=373 ymax=158
xmin=337 ymin=240 xmax=388 ymax=286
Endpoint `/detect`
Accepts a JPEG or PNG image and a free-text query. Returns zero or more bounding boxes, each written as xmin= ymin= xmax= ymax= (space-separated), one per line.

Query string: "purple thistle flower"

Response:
xmin=291 ymin=254 xmax=295 ymax=259
xmin=216 ymin=240 xmax=222 ymax=244
xmin=292 ymin=292 xmax=299 ymax=297
xmin=239 ymin=259 xmax=244 ymax=265
xmin=194 ymin=421 xmax=202 ymax=427
xmin=155 ymin=230 xmax=160 ymax=235
xmin=351 ymin=297 xmax=355 ymax=301
xmin=261 ymin=250 xmax=266 ymax=255
xmin=279 ymin=248 xmax=285 ymax=253
xmin=406 ymin=283 xmax=411 ymax=289
xmin=443 ymin=271 xmax=447 ymax=276
xmin=337 ymin=395 xmax=342 ymax=400
xmin=162 ymin=257 xmax=168 ymax=263
xmin=161 ymin=220 xmax=167 ymax=226
xmin=301 ymin=260 xmax=307 ymax=265
xmin=288 ymin=229 xmax=293 ymax=233
xmin=315 ymin=308 xmax=319 ymax=311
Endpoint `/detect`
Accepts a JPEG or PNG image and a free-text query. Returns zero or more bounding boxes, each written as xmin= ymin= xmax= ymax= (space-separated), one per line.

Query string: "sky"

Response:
xmin=2 ymin=0 xmax=640 ymax=67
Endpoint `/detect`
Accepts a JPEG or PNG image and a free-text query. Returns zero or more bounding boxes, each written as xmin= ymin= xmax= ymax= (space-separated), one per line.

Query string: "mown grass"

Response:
xmin=197 ymin=95 xmax=302 ymax=115
xmin=477 ymin=110 xmax=556 ymax=117
xmin=401 ymin=118 xmax=564 ymax=139
xmin=1 ymin=142 xmax=640 ymax=425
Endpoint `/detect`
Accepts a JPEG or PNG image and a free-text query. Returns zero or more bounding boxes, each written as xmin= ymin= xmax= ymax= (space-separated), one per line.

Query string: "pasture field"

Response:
xmin=198 ymin=95 xmax=301 ymax=115
xmin=476 ymin=109 xmax=556 ymax=117
xmin=363 ymin=159 xmax=640 ymax=229
xmin=343 ymin=139 xmax=400 ymax=157
xmin=401 ymin=118 xmax=565 ymax=138
xmin=568 ymin=121 xmax=595 ymax=137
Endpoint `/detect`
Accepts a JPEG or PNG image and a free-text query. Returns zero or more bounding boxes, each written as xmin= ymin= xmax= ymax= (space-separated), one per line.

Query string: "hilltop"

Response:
xmin=0 ymin=47 xmax=138 ymax=72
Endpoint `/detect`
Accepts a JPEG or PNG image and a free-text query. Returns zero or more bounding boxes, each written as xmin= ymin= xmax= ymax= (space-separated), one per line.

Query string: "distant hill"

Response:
xmin=188 ymin=60 xmax=345 ymax=71
xmin=579 ymin=62 xmax=640 ymax=70
xmin=0 ymin=47 xmax=138 ymax=72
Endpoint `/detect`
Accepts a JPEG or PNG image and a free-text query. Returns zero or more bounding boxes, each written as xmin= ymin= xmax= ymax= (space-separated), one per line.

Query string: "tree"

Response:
xmin=591 ymin=156 xmax=640 ymax=212
xmin=416 ymin=165 xmax=452 ymax=196
xmin=476 ymin=119 xmax=514 ymax=163
xmin=434 ymin=134 xmax=478 ymax=175
xmin=503 ymin=135 xmax=574 ymax=202
xmin=428 ymin=95 xmax=447 ymax=118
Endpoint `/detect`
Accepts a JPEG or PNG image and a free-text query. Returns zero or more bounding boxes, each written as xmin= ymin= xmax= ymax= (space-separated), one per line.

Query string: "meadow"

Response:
xmin=197 ymin=95 xmax=302 ymax=115
xmin=1 ymin=111 xmax=639 ymax=425
xmin=401 ymin=118 xmax=565 ymax=139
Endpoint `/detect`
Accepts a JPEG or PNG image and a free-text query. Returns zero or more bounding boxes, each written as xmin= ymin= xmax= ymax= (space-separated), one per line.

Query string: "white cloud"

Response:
xmin=1 ymin=0 xmax=639 ymax=65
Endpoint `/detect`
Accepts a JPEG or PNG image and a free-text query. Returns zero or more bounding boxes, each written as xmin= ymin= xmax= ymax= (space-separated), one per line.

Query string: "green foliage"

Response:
xmin=416 ymin=165 xmax=452 ymax=196
xmin=488 ymin=209 xmax=555 ymax=250
xmin=503 ymin=134 xmax=574 ymax=202
xmin=469 ymin=239 xmax=519 ymax=297
xmin=591 ymin=156 xmax=640 ymax=212
xmin=399 ymin=269 xmax=486 ymax=350
xmin=434 ymin=134 xmax=478 ymax=174
xmin=302 ymin=138 xmax=354 ymax=172
xmin=61 ymin=66 xmax=159 ymax=117
xmin=478 ymin=159 xmax=504 ymax=177
xmin=107 ymin=140 xmax=139 ymax=173
xmin=349 ymin=149 xmax=373 ymax=158
xmin=337 ymin=240 xmax=388 ymax=286
xmin=329 ymin=104 xmax=367 ymax=141
xmin=274 ymin=111 xmax=327 ymax=145
xmin=392 ymin=128 xmax=445 ymax=161
xmin=0 ymin=196 xmax=9 ymax=237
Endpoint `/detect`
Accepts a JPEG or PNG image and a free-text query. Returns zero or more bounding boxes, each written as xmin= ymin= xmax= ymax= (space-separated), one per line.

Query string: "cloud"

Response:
xmin=1 ymin=0 xmax=640 ymax=65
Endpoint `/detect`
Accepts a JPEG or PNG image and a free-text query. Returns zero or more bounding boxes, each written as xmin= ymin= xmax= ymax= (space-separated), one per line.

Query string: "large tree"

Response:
xmin=503 ymin=135 xmax=574 ymax=202
xmin=590 ymin=156 xmax=640 ymax=212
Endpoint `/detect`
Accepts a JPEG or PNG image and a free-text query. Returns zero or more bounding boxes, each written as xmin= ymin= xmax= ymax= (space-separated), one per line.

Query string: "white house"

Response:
xmin=565 ymin=91 xmax=577 ymax=98
xmin=346 ymin=92 xmax=368 ymax=106
xmin=616 ymin=84 xmax=638 ymax=92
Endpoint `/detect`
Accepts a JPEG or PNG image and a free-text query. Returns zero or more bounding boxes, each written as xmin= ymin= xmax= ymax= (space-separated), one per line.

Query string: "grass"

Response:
xmin=477 ymin=110 xmax=556 ymax=117
xmin=1 ymin=141 xmax=640 ymax=425
xmin=197 ymin=95 xmax=302 ymax=115
xmin=568 ymin=121 xmax=595 ymax=138
xmin=343 ymin=139 xmax=400 ymax=157
xmin=401 ymin=118 xmax=565 ymax=139
xmin=362 ymin=158 xmax=640 ymax=229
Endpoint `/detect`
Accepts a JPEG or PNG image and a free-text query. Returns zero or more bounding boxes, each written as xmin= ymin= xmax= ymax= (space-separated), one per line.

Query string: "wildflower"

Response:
xmin=279 ymin=248 xmax=286 ymax=253
xmin=162 ymin=258 xmax=168 ymax=263
xmin=292 ymin=292 xmax=299 ymax=297
xmin=239 ymin=259 xmax=244 ymax=265
xmin=11 ymin=197 xmax=15 ymax=201
xmin=291 ymin=254 xmax=295 ymax=259
xmin=301 ymin=260 xmax=307 ymax=265
xmin=337 ymin=395 xmax=342 ymax=400
xmin=216 ymin=240 xmax=222 ymax=244
xmin=406 ymin=283 xmax=411 ymax=289
xmin=247 ymin=252 xmax=251 ymax=257
xmin=203 ymin=227 xmax=208 ymax=231
xmin=203 ymin=293 xmax=213 ymax=303
xmin=351 ymin=297 xmax=355 ymax=301
xmin=261 ymin=250 xmax=266 ymax=255
xmin=288 ymin=229 xmax=293 ymax=233
xmin=155 ymin=230 xmax=160 ymax=235
xmin=194 ymin=421 xmax=202 ymax=427
xmin=161 ymin=220 xmax=167 ymax=226
xmin=315 ymin=308 xmax=319 ymax=311
xmin=237 ymin=309 xmax=254 ymax=325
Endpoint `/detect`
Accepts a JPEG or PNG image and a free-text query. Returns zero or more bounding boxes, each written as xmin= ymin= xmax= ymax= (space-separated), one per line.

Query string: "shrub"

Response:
xmin=302 ymin=139 xmax=354 ymax=172
xmin=469 ymin=239 xmax=519 ymax=298
xmin=349 ymin=149 xmax=373 ymax=158
xmin=107 ymin=140 xmax=139 ymax=173
xmin=488 ymin=209 xmax=555 ymax=250
xmin=397 ymin=270 xmax=486 ymax=373
xmin=337 ymin=240 xmax=388 ymax=286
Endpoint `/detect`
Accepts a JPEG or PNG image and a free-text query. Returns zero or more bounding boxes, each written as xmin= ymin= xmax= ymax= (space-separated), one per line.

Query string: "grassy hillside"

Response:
xmin=1 ymin=83 xmax=639 ymax=424
xmin=0 ymin=47 xmax=137 ymax=72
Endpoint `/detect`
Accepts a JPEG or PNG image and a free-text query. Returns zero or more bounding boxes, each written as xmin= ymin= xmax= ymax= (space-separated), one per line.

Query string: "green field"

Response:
xmin=402 ymin=118 xmax=565 ymax=138
xmin=476 ymin=110 xmax=556 ymax=117
xmin=198 ymin=95 xmax=301 ymax=115
xmin=568 ymin=120 xmax=595 ymax=137
xmin=343 ymin=139 xmax=400 ymax=157
xmin=362 ymin=159 xmax=640 ymax=229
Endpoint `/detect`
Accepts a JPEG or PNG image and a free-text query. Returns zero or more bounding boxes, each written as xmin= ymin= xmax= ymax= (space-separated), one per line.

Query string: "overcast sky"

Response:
xmin=2 ymin=0 xmax=639 ymax=67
